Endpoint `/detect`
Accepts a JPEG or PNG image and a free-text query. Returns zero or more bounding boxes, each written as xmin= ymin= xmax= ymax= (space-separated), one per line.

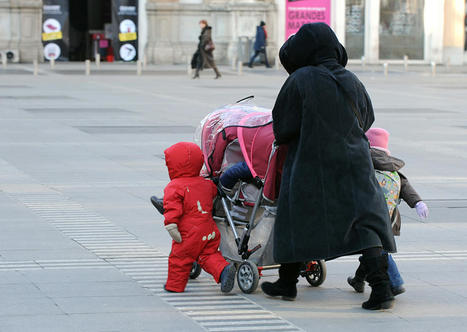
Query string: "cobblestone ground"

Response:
xmin=1 ymin=62 xmax=466 ymax=332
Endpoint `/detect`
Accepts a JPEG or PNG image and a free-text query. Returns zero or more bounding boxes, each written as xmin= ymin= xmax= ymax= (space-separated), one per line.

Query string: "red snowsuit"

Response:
xmin=163 ymin=142 xmax=229 ymax=292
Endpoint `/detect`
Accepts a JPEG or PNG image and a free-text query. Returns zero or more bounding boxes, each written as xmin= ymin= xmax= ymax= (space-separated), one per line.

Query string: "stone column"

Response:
xmin=443 ymin=0 xmax=465 ymax=64
xmin=0 ymin=0 xmax=42 ymax=63
xmin=364 ymin=0 xmax=379 ymax=63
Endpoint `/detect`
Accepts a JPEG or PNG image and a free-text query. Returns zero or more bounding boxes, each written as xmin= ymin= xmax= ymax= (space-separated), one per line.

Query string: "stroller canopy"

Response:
xmin=195 ymin=104 xmax=285 ymax=201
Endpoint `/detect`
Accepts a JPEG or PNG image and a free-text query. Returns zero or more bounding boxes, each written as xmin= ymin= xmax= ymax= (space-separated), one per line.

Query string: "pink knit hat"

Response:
xmin=366 ymin=128 xmax=390 ymax=154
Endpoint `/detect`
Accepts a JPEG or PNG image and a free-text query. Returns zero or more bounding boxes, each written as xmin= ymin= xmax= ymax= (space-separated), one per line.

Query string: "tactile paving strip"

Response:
xmin=5 ymin=190 xmax=303 ymax=332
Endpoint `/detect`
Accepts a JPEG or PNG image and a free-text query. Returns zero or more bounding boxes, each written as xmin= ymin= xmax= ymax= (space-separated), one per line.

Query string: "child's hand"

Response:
xmin=415 ymin=201 xmax=429 ymax=219
xmin=165 ymin=224 xmax=182 ymax=243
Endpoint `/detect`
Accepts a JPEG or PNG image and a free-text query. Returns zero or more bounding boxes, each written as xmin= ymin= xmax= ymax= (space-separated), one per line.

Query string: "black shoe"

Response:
xmin=192 ymin=73 xmax=200 ymax=79
xmin=220 ymin=263 xmax=236 ymax=293
xmin=361 ymin=254 xmax=395 ymax=310
xmin=261 ymin=279 xmax=297 ymax=301
xmin=347 ymin=276 xmax=365 ymax=293
xmin=150 ymin=196 xmax=164 ymax=215
xmin=248 ymin=64 xmax=253 ymax=68
xmin=391 ymin=285 xmax=405 ymax=296
xmin=347 ymin=258 xmax=366 ymax=293
xmin=214 ymin=73 xmax=221 ymax=79
xmin=266 ymin=65 xmax=272 ymax=68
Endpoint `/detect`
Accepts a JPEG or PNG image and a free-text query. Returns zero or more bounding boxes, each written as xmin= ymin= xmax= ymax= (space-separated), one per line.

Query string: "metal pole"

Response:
xmin=95 ymin=54 xmax=101 ymax=68
xmin=383 ymin=63 xmax=388 ymax=76
xmin=403 ymin=55 xmax=408 ymax=71
xmin=361 ymin=56 xmax=365 ymax=67
xmin=136 ymin=60 xmax=142 ymax=76
xmin=237 ymin=61 xmax=243 ymax=75
xmin=33 ymin=60 xmax=39 ymax=76
xmin=1 ymin=53 xmax=7 ymax=69
xmin=275 ymin=55 xmax=280 ymax=70
xmin=431 ymin=61 xmax=436 ymax=76
xmin=143 ymin=54 xmax=147 ymax=69
xmin=85 ymin=60 xmax=91 ymax=76
xmin=50 ymin=58 xmax=55 ymax=69
xmin=231 ymin=56 xmax=237 ymax=70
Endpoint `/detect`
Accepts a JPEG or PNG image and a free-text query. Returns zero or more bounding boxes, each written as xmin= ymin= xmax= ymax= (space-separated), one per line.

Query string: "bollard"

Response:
xmin=383 ymin=63 xmax=388 ymax=76
xmin=403 ymin=55 xmax=408 ymax=71
xmin=33 ymin=60 xmax=39 ymax=76
xmin=431 ymin=61 xmax=436 ymax=76
xmin=186 ymin=56 xmax=192 ymax=77
xmin=231 ymin=56 xmax=237 ymax=70
xmin=237 ymin=61 xmax=243 ymax=75
xmin=1 ymin=53 xmax=7 ymax=69
xmin=50 ymin=58 xmax=55 ymax=69
xmin=136 ymin=60 xmax=142 ymax=76
xmin=85 ymin=60 xmax=91 ymax=75
xmin=275 ymin=55 xmax=280 ymax=70
xmin=143 ymin=54 xmax=148 ymax=69
xmin=95 ymin=54 xmax=101 ymax=68
xmin=361 ymin=56 xmax=366 ymax=67
xmin=446 ymin=57 xmax=451 ymax=71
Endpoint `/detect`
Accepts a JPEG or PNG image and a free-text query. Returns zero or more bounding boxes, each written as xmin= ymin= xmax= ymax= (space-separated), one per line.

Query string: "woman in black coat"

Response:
xmin=261 ymin=23 xmax=397 ymax=310
xmin=193 ymin=20 xmax=221 ymax=79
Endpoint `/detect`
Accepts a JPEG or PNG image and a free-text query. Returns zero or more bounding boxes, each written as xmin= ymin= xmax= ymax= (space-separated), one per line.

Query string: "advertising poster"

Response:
xmin=286 ymin=0 xmax=331 ymax=39
xmin=42 ymin=0 xmax=69 ymax=61
xmin=112 ymin=0 xmax=138 ymax=62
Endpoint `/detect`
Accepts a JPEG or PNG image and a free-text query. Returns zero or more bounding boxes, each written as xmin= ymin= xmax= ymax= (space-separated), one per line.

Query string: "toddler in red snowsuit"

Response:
xmin=162 ymin=142 xmax=236 ymax=293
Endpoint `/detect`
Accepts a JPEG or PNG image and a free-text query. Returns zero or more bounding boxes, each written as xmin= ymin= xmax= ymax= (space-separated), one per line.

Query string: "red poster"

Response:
xmin=286 ymin=0 xmax=331 ymax=39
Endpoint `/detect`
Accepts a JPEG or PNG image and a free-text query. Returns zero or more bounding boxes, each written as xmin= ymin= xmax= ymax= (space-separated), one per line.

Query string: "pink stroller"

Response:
xmin=194 ymin=98 xmax=327 ymax=293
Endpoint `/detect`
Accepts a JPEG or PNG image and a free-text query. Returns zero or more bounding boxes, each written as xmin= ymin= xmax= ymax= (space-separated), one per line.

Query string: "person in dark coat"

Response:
xmin=248 ymin=21 xmax=271 ymax=68
xmin=260 ymin=23 xmax=397 ymax=310
xmin=347 ymin=128 xmax=429 ymax=296
xmin=193 ymin=20 xmax=221 ymax=79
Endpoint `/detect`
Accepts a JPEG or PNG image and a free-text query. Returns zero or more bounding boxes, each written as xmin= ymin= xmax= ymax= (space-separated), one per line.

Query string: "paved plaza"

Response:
xmin=1 ymin=62 xmax=467 ymax=332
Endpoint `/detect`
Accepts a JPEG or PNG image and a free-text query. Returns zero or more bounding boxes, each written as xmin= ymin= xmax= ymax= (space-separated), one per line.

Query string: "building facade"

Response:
xmin=0 ymin=0 xmax=465 ymax=65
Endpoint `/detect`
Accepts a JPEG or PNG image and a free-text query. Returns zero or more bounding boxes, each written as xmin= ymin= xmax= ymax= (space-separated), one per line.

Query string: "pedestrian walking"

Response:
xmin=347 ymin=128 xmax=429 ymax=296
xmin=193 ymin=20 xmax=221 ymax=79
xmin=261 ymin=23 xmax=397 ymax=310
xmin=248 ymin=21 xmax=271 ymax=68
xmin=160 ymin=142 xmax=236 ymax=293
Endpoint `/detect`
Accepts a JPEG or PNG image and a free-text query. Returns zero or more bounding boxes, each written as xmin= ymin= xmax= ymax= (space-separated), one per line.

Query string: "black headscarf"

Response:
xmin=279 ymin=23 xmax=348 ymax=74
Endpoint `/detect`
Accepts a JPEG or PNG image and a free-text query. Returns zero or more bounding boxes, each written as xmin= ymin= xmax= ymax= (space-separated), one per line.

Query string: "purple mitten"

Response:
xmin=415 ymin=201 xmax=429 ymax=219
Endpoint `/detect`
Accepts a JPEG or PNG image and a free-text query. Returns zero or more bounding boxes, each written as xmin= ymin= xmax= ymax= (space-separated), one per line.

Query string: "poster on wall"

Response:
xmin=286 ymin=0 xmax=331 ymax=39
xmin=112 ymin=0 xmax=138 ymax=62
xmin=42 ymin=0 xmax=69 ymax=61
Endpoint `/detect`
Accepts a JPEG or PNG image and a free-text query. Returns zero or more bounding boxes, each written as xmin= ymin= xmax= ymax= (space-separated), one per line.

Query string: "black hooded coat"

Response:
xmin=272 ymin=23 xmax=396 ymax=263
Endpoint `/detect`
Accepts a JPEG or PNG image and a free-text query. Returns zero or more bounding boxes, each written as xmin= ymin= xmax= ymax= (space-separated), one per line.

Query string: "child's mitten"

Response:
xmin=165 ymin=223 xmax=182 ymax=243
xmin=415 ymin=201 xmax=429 ymax=219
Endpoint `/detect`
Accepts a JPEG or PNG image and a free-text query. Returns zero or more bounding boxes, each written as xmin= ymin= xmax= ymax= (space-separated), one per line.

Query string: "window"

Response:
xmin=345 ymin=0 xmax=365 ymax=59
xmin=379 ymin=0 xmax=425 ymax=59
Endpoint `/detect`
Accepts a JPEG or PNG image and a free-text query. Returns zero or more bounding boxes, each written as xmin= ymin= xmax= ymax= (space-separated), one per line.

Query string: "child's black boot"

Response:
xmin=150 ymin=196 xmax=164 ymax=215
xmin=220 ymin=263 xmax=236 ymax=293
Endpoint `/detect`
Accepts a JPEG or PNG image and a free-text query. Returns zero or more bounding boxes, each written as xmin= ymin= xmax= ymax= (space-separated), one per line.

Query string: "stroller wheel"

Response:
xmin=237 ymin=260 xmax=259 ymax=294
xmin=190 ymin=262 xmax=202 ymax=279
xmin=302 ymin=260 xmax=327 ymax=287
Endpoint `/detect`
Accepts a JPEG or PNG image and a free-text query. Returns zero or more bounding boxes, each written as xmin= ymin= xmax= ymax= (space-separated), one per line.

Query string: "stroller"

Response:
xmin=151 ymin=99 xmax=326 ymax=294
xmin=196 ymin=99 xmax=326 ymax=293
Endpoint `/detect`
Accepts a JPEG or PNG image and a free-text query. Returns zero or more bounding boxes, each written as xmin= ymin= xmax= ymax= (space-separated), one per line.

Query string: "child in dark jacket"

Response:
xmin=161 ymin=142 xmax=236 ymax=293
xmin=348 ymin=128 xmax=429 ymax=295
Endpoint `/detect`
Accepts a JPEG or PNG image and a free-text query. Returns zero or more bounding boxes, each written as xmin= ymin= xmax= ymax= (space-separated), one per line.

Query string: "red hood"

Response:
xmin=164 ymin=142 xmax=204 ymax=180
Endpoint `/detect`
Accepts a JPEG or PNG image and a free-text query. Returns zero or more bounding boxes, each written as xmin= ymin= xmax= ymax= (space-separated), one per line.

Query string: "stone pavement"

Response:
xmin=0 ymin=62 xmax=466 ymax=332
